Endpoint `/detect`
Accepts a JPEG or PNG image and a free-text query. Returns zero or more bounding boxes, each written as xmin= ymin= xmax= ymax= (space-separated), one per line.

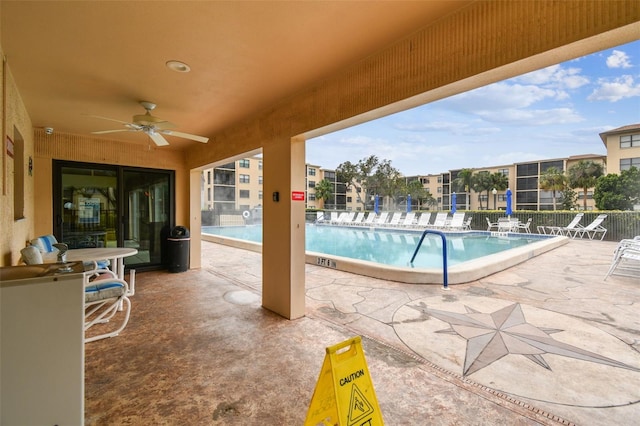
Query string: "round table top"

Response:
xmin=66 ymin=247 xmax=138 ymax=262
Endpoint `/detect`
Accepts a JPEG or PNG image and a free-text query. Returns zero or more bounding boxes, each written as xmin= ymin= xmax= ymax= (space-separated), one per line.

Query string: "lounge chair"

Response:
xmin=20 ymin=245 xmax=131 ymax=343
xmin=446 ymin=212 xmax=466 ymax=230
xmin=374 ymin=211 xmax=389 ymax=226
xmin=315 ymin=211 xmax=326 ymax=223
xmin=540 ymin=213 xmax=584 ymax=236
xmin=429 ymin=212 xmax=448 ymax=229
xmin=362 ymin=212 xmax=377 ymax=225
xmin=604 ymin=242 xmax=640 ymax=280
xmin=463 ymin=215 xmax=473 ymax=231
xmin=399 ymin=212 xmax=416 ymax=227
xmin=386 ymin=212 xmax=403 ymax=227
xmin=414 ymin=212 xmax=432 ymax=228
xmin=571 ymin=214 xmax=608 ymax=240
xmin=348 ymin=212 xmax=366 ymax=226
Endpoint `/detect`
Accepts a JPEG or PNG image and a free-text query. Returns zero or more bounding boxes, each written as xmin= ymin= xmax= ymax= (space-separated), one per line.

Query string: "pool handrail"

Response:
xmin=410 ymin=229 xmax=449 ymax=289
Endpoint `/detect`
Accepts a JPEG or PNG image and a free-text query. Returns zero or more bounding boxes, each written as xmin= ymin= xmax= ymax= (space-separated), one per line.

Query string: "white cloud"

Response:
xmin=606 ymin=50 xmax=632 ymax=68
xmin=588 ymin=75 xmax=640 ymax=102
xmin=516 ymin=65 xmax=589 ymax=90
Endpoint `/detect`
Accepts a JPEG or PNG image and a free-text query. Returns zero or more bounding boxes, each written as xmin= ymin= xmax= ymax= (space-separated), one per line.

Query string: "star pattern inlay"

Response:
xmin=411 ymin=302 xmax=640 ymax=376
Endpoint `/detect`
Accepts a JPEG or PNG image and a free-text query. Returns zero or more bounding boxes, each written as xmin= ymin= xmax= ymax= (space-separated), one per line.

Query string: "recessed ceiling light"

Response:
xmin=166 ymin=60 xmax=191 ymax=73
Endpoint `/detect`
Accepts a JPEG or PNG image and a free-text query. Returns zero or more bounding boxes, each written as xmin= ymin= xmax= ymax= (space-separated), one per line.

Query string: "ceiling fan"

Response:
xmin=90 ymin=101 xmax=209 ymax=146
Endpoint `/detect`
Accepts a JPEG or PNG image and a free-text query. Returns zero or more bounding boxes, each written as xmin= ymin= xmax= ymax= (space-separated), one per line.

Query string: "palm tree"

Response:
xmin=539 ymin=167 xmax=566 ymax=211
xmin=313 ymin=179 xmax=334 ymax=209
xmin=567 ymin=160 xmax=604 ymax=210
xmin=453 ymin=168 xmax=474 ymax=210
xmin=490 ymin=172 xmax=509 ymax=210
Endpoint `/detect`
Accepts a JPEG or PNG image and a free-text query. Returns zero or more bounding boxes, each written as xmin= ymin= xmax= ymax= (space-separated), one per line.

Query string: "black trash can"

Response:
xmin=167 ymin=226 xmax=190 ymax=273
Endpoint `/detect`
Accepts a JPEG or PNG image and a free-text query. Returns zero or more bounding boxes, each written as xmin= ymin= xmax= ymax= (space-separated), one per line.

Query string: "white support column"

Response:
xmin=262 ymin=136 xmax=306 ymax=319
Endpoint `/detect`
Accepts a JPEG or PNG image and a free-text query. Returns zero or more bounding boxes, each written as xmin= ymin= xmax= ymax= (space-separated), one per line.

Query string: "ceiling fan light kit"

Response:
xmin=90 ymin=101 xmax=208 ymax=146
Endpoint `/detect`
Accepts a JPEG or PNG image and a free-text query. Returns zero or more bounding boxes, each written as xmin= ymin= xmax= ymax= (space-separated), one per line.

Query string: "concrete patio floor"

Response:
xmin=85 ymin=238 xmax=639 ymax=425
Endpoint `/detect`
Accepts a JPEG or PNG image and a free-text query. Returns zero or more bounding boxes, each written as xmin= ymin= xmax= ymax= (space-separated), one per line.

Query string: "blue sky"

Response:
xmin=307 ymin=40 xmax=640 ymax=176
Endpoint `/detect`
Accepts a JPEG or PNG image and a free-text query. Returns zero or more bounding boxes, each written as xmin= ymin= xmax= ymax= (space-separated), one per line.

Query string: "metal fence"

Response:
xmin=306 ymin=209 xmax=640 ymax=242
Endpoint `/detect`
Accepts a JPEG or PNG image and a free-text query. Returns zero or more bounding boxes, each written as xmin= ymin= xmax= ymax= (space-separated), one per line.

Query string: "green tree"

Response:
xmin=370 ymin=160 xmax=402 ymax=210
xmin=336 ymin=155 xmax=379 ymax=210
xmin=453 ymin=168 xmax=474 ymax=210
xmin=539 ymin=166 xmax=566 ymax=211
xmin=404 ymin=179 xmax=429 ymax=210
xmin=471 ymin=171 xmax=494 ymax=210
xmin=559 ymin=187 xmax=578 ymax=210
xmin=567 ymin=160 xmax=604 ymax=210
xmin=490 ymin=172 xmax=509 ymax=210
xmin=313 ymin=178 xmax=334 ymax=209
xmin=594 ymin=167 xmax=640 ymax=210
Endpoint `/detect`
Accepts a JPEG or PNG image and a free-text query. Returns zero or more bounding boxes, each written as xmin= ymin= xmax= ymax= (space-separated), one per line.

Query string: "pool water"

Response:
xmin=201 ymin=224 xmax=548 ymax=269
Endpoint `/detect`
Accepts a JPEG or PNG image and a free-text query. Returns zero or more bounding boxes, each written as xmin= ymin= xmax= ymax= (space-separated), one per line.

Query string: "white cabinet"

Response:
xmin=1 ymin=263 xmax=85 ymax=425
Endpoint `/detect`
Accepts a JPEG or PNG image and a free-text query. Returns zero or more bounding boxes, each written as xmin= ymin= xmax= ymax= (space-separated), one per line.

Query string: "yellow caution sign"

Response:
xmin=305 ymin=336 xmax=384 ymax=425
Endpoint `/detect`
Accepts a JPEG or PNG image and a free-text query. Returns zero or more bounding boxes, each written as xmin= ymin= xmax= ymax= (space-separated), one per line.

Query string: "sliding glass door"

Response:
xmin=53 ymin=161 xmax=174 ymax=270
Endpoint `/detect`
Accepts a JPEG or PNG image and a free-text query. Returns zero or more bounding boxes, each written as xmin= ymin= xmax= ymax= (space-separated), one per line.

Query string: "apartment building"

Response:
xmin=600 ymin=123 xmax=640 ymax=174
xmin=202 ymin=124 xmax=637 ymax=213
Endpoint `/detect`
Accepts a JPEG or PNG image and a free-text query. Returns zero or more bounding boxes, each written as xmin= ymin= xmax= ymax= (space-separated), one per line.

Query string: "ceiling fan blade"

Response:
xmin=91 ymin=129 xmax=132 ymax=135
xmin=86 ymin=114 xmax=132 ymax=125
xmin=161 ymin=130 xmax=209 ymax=143
xmin=147 ymin=131 xmax=170 ymax=146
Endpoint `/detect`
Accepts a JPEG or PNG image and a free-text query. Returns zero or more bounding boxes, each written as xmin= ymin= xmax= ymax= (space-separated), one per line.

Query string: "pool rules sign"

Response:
xmin=305 ymin=336 xmax=384 ymax=425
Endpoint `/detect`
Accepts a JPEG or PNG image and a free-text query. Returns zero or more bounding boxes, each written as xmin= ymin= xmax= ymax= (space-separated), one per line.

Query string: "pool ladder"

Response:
xmin=410 ymin=229 xmax=449 ymax=290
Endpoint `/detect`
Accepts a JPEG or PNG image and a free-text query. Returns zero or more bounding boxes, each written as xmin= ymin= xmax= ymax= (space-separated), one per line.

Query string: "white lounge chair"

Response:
xmin=362 ymin=212 xmax=377 ymax=225
xmin=415 ymin=212 xmax=432 ymax=228
xmin=604 ymin=244 xmax=640 ymax=280
xmin=315 ymin=211 xmax=326 ymax=223
xmin=374 ymin=212 xmax=389 ymax=226
xmin=386 ymin=212 xmax=403 ymax=227
xmin=446 ymin=212 xmax=466 ymax=230
xmin=399 ymin=212 xmax=416 ymax=227
xmin=429 ymin=212 xmax=448 ymax=229
xmin=571 ymin=214 xmax=608 ymax=240
xmin=462 ymin=215 xmax=473 ymax=231
xmin=541 ymin=213 xmax=584 ymax=235
xmin=349 ymin=212 xmax=366 ymax=226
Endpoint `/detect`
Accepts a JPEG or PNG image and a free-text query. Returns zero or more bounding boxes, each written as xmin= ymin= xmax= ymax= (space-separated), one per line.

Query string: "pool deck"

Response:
xmin=85 ymin=238 xmax=639 ymax=425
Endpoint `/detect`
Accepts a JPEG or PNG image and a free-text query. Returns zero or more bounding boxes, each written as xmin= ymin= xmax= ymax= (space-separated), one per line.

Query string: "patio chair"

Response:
xmin=497 ymin=217 xmax=518 ymax=232
xmin=463 ymin=215 xmax=473 ymax=231
xmin=486 ymin=217 xmax=499 ymax=231
xmin=19 ymin=246 xmax=131 ymax=343
xmin=571 ymin=214 xmax=608 ymax=240
xmin=516 ymin=218 xmax=533 ymax=233
xmin=347 ymin=211 xmax=365 ymax=226
xmin=542 ymin=213 xmax=584 ymax=236
xmin=28 ymin=234 xmax=109 ymax=269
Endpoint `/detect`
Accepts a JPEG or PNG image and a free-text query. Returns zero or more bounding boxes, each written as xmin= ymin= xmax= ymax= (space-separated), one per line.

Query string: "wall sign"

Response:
xmin=292 ymin=191 xmax=305 ymax=201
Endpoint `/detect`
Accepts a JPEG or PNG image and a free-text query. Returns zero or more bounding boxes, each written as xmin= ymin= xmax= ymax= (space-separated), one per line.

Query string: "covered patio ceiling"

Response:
xmin=1 ymin=1 xmax=474 ymax=150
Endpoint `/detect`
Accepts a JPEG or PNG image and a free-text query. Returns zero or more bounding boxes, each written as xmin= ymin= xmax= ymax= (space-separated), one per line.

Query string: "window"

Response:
xmin=478 ymin=194 xmax=488 ymax=201
xmin=324 ymin=171 xmax=335 ymax=180
xmin=499 ymin=168 xmax=509 ymax=176
xmin=258 ymin=190 xmax=263 ymax=200
xmin=239 ymin=174 xmax=250 ymax=184
xmin=498 ymin=194 xmax=507 ymax=202
xmin=517 ymin=177 xmax=538 ymax=190
xmin=258 ymin=176 xmax=263 ymax=184
xmin=421 ymin=177 xmax=430 ymax=184
xmin=308 ymin=167 xmax=316 ymax=176
xmin=437 ymin=176 xmax=442 ymax=183
xmin=258 ymin=161 xmax=263 ymax=170
xmin=620 ymin=157 xmax=640 ymax=171
xmin=437 ymin=187 xmax=442 ymax=193
xmin=238 ymin=159 xmax=250 ymax=168
xmin=239 ymin=190 xmax=250 ymax=198
xmin=540 ymin=160 xmax=563 ymax=173
xmin=308 ymin=180 xmax=315 ymax=188
xmin=620 ymin=134 xmax=640 ymax=148
xmin=577 ymin=191 xmax=594 ymax=200
xmin=308 ymin=194 xmax=316 ymax=201
xmin=516 ymin=163 xmax=538 ymax=177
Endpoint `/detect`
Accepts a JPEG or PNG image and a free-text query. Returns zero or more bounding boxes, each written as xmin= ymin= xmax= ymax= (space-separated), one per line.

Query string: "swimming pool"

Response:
xmin=201 ymin=224 xmax=568 ymax=284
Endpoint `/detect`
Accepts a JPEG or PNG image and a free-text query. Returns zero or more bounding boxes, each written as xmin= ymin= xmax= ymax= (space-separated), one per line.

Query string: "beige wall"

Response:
xmin=1 ymin=56 xmax=35 ymax=266
xmin=603 ymin=131 xmax=640 ymax=175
